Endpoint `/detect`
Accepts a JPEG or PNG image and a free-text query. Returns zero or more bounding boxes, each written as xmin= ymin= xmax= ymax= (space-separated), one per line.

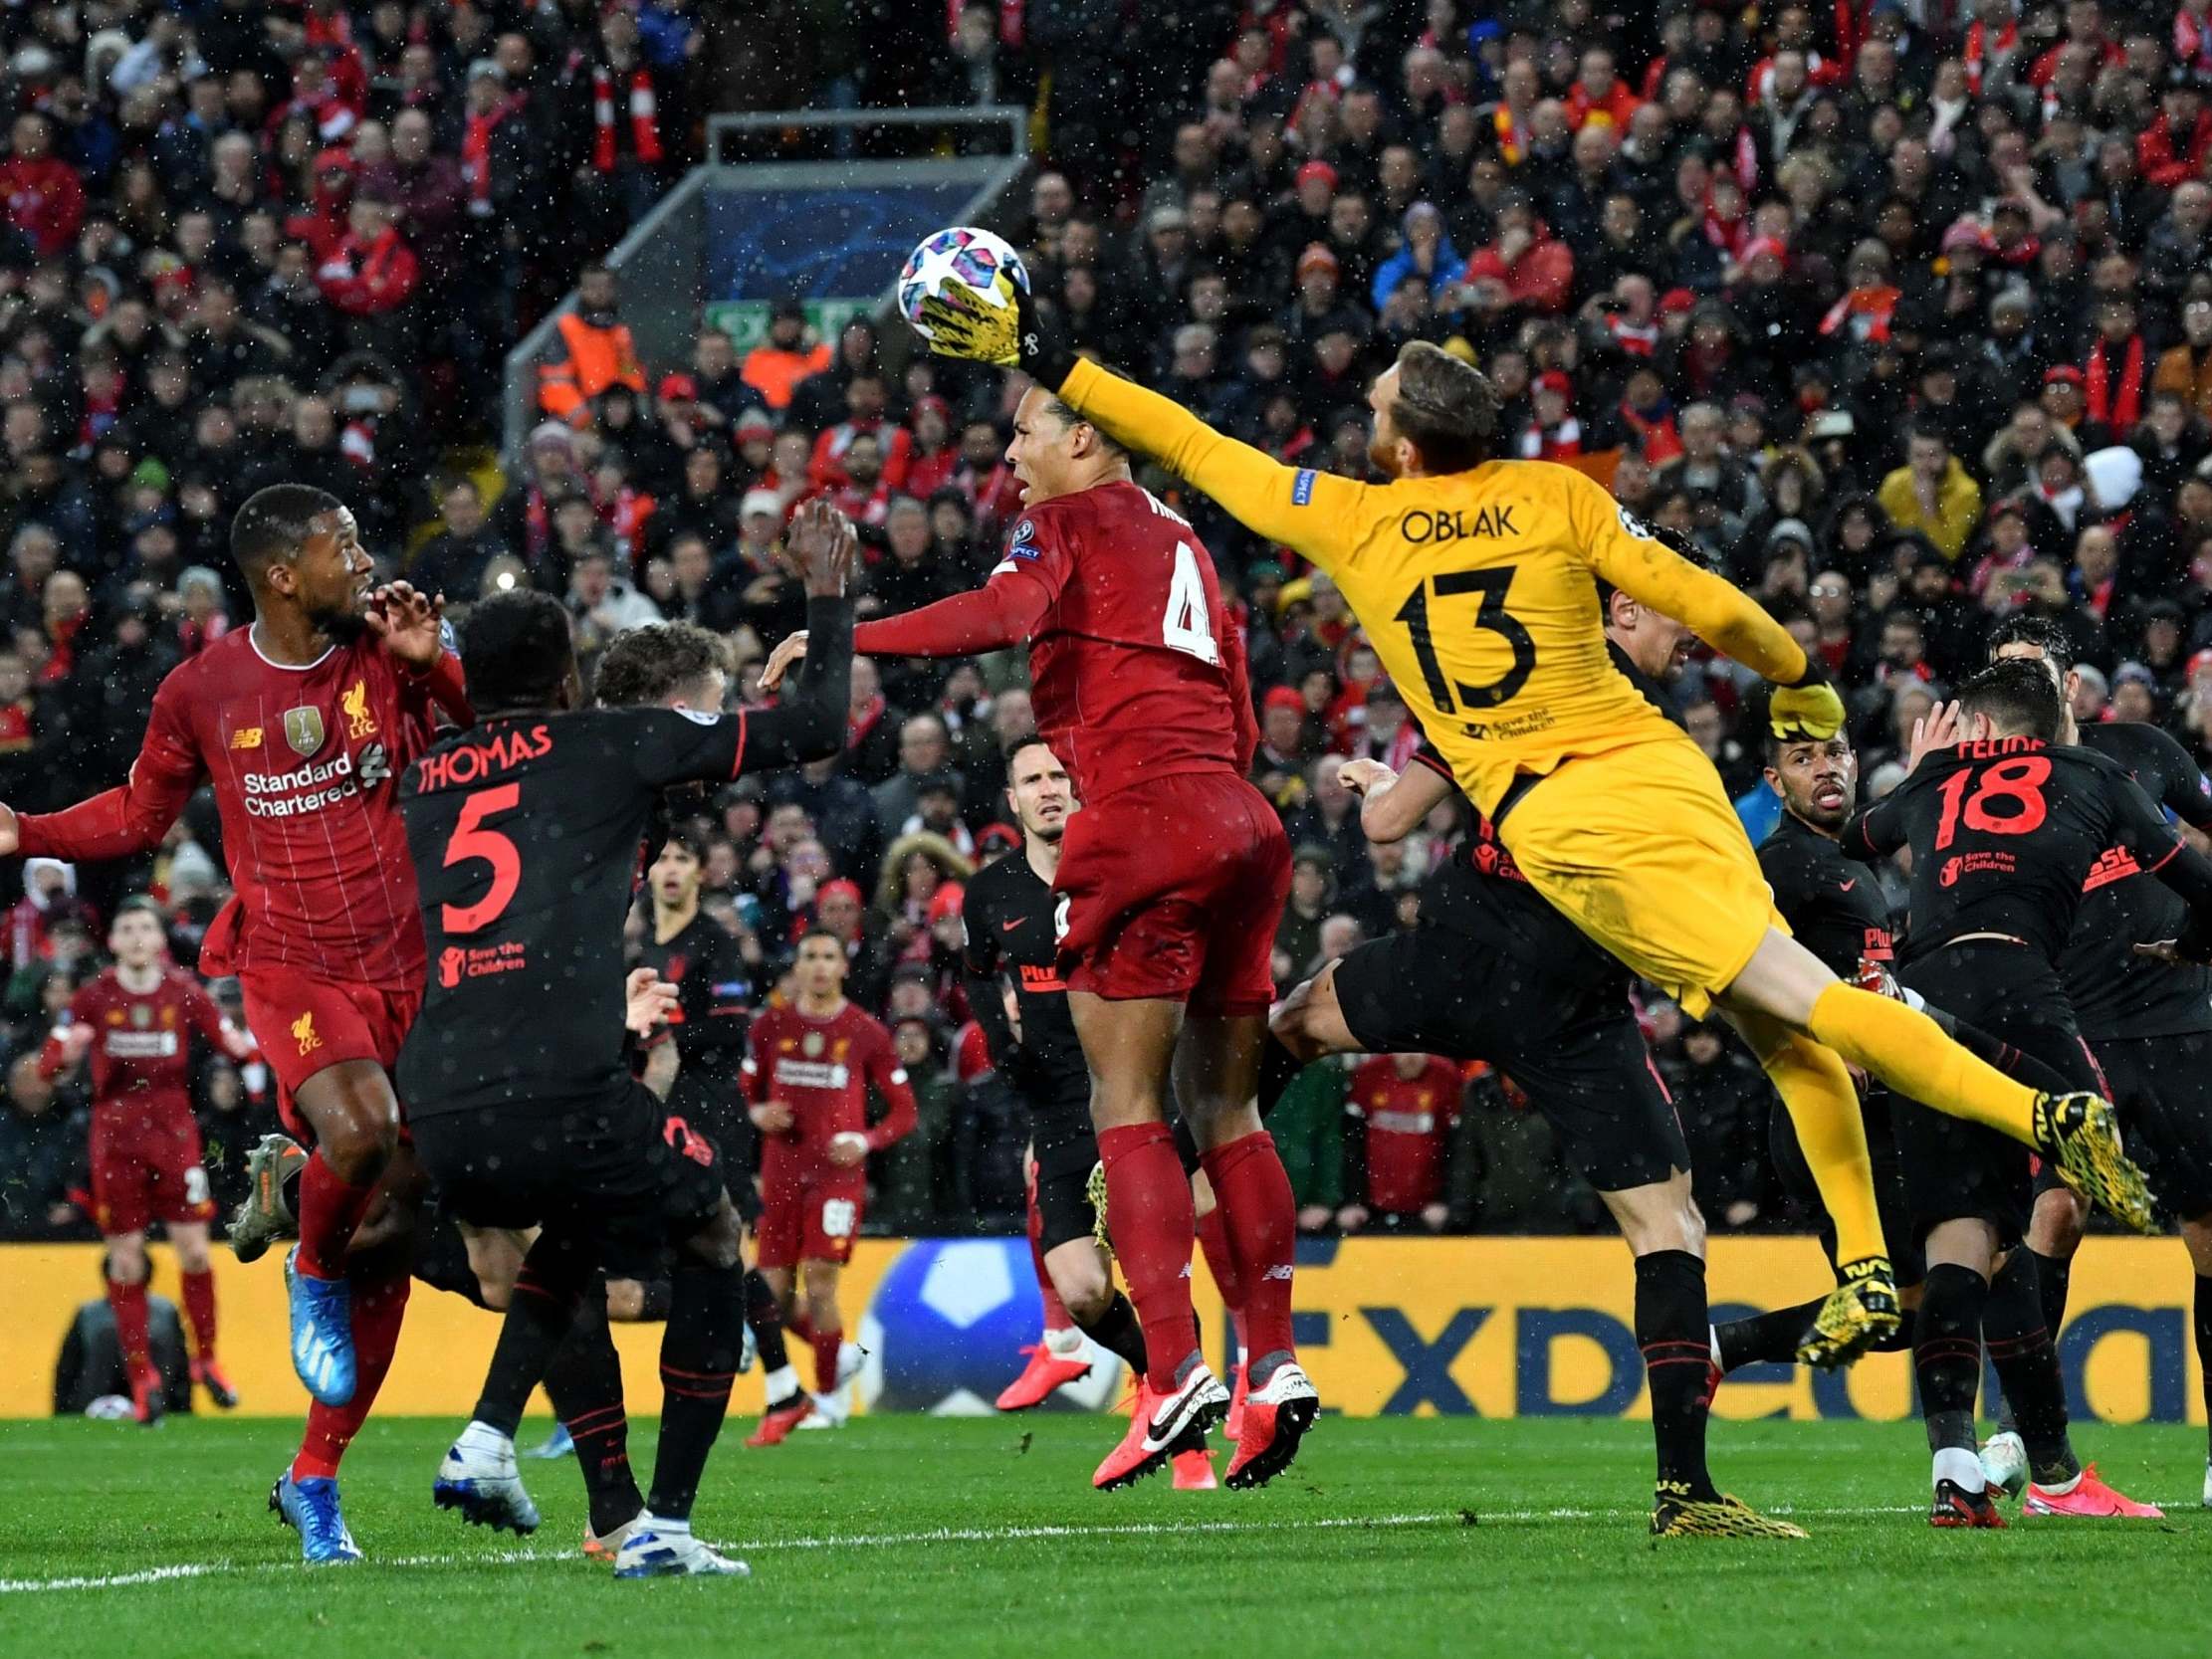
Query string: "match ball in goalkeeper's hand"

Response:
xmin=897 ymin=226 xmax=1028 ymax=347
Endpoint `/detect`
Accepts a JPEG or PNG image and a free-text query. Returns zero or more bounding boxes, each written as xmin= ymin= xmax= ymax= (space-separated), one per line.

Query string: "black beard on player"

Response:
xmin=309 ymin=598 xmax=370 ymax=644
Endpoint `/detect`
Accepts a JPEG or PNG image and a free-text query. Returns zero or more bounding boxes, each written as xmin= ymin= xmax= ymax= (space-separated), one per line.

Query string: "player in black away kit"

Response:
xmin=961 ymin=738 xmax=1151 ymax=1372
xmin=1840 ymin=659 xmax=2212 ymax=1526
xmin=1987 ymin=616 xmax=2212 ymax=1506
xmin=1269 ymin=583 xmax=1803 ymax=1540
xmin=400 ymin=500 xmax=854 ymax=1578
xmin=591 ymin=620 xmax=809 ymax=1450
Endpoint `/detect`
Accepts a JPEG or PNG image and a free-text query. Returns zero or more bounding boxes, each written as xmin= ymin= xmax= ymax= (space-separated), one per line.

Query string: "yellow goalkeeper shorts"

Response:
xmin=1496 ymin=732 xmax=1786 ymax=1021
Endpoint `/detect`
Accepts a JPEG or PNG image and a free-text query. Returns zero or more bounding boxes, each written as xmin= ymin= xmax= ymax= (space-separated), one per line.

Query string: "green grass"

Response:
xmin=1 ymin=1415 xmax=2208 ymax=1656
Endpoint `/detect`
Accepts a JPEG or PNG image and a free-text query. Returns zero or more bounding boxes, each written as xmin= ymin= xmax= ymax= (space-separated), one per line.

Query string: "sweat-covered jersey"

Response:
xmin=855 ymin=478 xmax=1256 ymax=803
xmin=2063 ymin=722 xmax=2212 ymax=1042
xmin=741 ymin=999 xmax=917 ymax=1177
xmin=15 ymin=629 xmax=468 ymax=987
xmin=50 ymin=968 xmax=229 ymax=1112
xmin=1843 ymin=737 xmax=2182 ymax=965
xmin=1052 ymin=358 xmax=1811 ymax=819
xmin=959 ymin=848 xmax=1086 ymax=1111
xmin=1759 ymin=808 xmax=1894 ymax=978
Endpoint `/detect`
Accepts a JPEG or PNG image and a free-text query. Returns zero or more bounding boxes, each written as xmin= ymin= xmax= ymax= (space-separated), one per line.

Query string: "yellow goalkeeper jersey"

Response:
xmin=1057 ymin=358 xmax=1811 ymax=818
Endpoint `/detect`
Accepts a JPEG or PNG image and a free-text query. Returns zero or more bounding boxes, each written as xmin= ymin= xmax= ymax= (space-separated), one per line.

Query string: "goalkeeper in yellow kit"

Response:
xmin=917 ymin=279 xmax=2156 ymax=1368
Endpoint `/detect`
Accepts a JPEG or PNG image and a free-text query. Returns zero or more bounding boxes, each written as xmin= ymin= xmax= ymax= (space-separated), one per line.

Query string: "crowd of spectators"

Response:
xmin=13 ymin=0 xmax=2212 ymax=1243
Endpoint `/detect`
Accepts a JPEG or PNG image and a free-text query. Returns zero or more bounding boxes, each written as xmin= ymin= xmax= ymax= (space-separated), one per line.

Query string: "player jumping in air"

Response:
xmin=1269 ymin=576 xmax=1801 ymax=1536
xmin=961 ymin=734 xmax=1220 ymax=1489
xmin=399 ymin=499 xmax=854 ymax=1578
xmin=915 ymin=279 xmax=2157 ymax=1366
xmin=743 ymin=930 xmax=917 ymax=1428
xmin=0 ymin=484 xmax=467 ymax=1563
xmin=1841 ymin=660 xmax=2203 ymax=1525
xmin=766 ymin=400 xmax=1312 ymax=1489
xmin=44 ymin=899 xmax=259 ymax=1422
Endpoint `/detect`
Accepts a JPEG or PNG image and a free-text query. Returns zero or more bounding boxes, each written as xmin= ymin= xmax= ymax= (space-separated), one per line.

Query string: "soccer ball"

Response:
xmin=896 ymin=226 xmax=1029 ymax=347
xmin=856 ymin=1238 xmax=1123 ymax=1415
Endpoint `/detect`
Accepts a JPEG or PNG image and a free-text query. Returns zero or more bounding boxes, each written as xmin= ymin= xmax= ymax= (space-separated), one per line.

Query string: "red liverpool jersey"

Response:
xmin=742 ymin=999 xmax=917 ymax=1175
xmin=1002 ymin=481 xmax=1255 ymax=801
xmin=16 ymin=628 xmax=466 ymax=988
xmin=52 ymin=967 xmax=229 ymax=1111
xmin=1346 ymin=1054 xmax=1462 ymax=1214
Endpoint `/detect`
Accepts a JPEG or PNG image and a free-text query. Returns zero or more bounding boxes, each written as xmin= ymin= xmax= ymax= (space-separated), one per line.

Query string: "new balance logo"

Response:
xmin=1262 ymin=1265 xmax=1294 ymax=1281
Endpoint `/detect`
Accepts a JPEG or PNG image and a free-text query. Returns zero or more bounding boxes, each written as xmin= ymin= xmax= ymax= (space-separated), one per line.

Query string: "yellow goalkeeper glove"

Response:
xmin=1770 ymin=659 xmax=1847 ymax=742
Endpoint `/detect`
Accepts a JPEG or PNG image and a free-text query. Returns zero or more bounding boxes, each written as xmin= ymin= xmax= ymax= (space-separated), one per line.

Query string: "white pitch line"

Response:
xmin=2 ymin=1500 xmax=2198 ymax=1595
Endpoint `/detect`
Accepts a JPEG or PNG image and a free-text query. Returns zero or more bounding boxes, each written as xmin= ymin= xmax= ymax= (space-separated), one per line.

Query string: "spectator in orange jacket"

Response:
xmin=742 ymin=298 xmax=832 ymax=411
xmin=0 ymin=112 xmax=84 ymax=259
xmin=539 ymin=263 xmax=645 ymax=426
xmin=2137 ymin=71 xmax=2212 ymax=189
xmin=1460 ymin=192 xmax=1575 ymax=315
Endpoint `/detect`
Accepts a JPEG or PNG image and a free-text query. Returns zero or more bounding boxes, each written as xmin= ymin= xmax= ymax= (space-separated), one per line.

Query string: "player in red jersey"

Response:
xmin=764 ymin=389 xmax=1310 ymax=1488
xmin=0 ymin=484 xmax=466 ymax=1563
xmin=44 ymin=899 xmax=259 ymax=1422
xmin=742 ymin=931 xmax=917 ymax=1431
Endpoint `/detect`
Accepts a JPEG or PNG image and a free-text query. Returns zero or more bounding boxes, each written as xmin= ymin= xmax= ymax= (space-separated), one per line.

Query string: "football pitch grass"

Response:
xmin=4 ymin=1414 xmax=2208 ymax=1657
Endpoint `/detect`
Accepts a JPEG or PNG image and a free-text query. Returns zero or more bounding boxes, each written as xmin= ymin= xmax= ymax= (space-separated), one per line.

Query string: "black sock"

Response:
xmin=472 ymin=1229 xmax=590 ymax=1437
xmin=541 ymin=1282 xmax=641 ymax=1537
xmin=2197 ymin=1275 xmax=2212 ymax=1459
xmin=1255 ymin=1033 xmax=1305 ymax=1122
xmin=649 ymin=1257 xmax=746 ymax=1523
xmin=1985 ymin=1251 xmax=2077 ymax=1483
xmin=1715 ymin=1297 xmax=1823 ymax=1372
xmin=1075 ymin=1290 xmax=1149 ymax=1374
xmin=1915 ymin=1263 xmax=1989 ymax=1459
xmin=1635 ymin=1250 xmax=1714 ymax=1497
xmin=745 ymin=1267 xmax=789 ymax=1373
xmin=2030 ymin=1247 xmax=2073 ymax=1341
xmin=1932 ymin=1015 xmax=2073 ymax=1093
xmin=636 ymin=1278 xmax=672 ymax=1322
xmin=1717 ymin=1297 xmax=1916 ymax=1370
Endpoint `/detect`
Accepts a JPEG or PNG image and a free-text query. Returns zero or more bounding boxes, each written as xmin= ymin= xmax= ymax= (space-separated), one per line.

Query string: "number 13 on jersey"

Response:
xmin=1393 ymin=565 xmax=1538 ymax=714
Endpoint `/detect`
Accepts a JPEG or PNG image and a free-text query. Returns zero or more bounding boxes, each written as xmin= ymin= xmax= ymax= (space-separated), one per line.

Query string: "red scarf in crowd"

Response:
xmin=1820 ymin=284 xmax=1899 ymax=343
xmin=2086 ymin=334 xmax=2146 ymax=429
xmin=462 ymin=94 xmax=519 ymax=206
xmin=1964 ymin=17 xmax=2019 ymax=92
xmin=1493 ymin=103 xmax=1526 ymax=165
xmin=1518 ymin=418 xmax=1582 ymax=460
xmin=1607 ymin=314 xmax=1659 ymax=356
xmin=1621 ymin=401 xmax=1682 ymax=465
xmin=592 ymin=66 xmax=663 ymax=172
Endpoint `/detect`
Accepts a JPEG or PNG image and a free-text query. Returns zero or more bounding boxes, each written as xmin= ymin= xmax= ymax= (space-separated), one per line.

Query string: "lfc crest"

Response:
xmin=283 ymin=706 xmax=327 ymax=756
xmin=341 ymin=679 xmax=377 ymax=738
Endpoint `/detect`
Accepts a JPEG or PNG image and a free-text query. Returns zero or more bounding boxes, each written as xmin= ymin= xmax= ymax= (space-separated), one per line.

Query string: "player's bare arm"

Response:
xmin=1342 ymin=756 xmax=1450 ymax=844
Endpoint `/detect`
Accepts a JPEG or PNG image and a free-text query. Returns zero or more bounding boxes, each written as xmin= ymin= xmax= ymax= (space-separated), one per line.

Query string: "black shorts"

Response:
xmin=2089 ymin=1030 xmax=2212 ymax=1221
xmin=1892 ymin=943 xmax=2100 ymax=1247
xmin=1032 ymin=1104 xmax=1104 ymax=1256
xmin=1334 ymin=924 xmax=1685 ymax=1192
xmin=412 ymin=1081 xmax=727 ymax=1280
xmin=1770 ymin=1090 xmax=1925 ymax=1288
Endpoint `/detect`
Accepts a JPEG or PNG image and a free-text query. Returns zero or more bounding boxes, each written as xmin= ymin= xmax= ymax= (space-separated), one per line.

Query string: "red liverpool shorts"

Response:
xmin=755 ymin=1164 xmax=869 ymax=1269
xmin=1054 ymin=770 xmax=1291 ymax=1016
xmin=91 ymin=1098 xmax=216 ymax=1235
xmin=237 ymin=970 xmax=422 ymax=1142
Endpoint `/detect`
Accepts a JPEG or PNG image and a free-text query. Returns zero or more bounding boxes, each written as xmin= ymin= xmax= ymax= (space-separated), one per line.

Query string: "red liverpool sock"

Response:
xmin=1098 ymin=1122 xmax=1198 ymax=1393
xmin=1200 ymin=1133 xmax=1297 ymax=1379
xmin=1027 ymin=1181 xmax=1072 ymax=1333
xmin=292 ymin=1271 xmax=410 ymax=1481
xmin=107 ymin=1276 xmax=153 ymax=1381
xmin=787 ymin=1308 xmax=815 ymax=1346
xmin=294 ymin=1151 xmax=378 ymax=1281
xmin=1194 ymin=1204 xmax=1248 ymax=1352
xmin=809 ymin=1326 xmax=843 ymax=1394
xmin=180 ymin=1268 xmax=218 ymax=1364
